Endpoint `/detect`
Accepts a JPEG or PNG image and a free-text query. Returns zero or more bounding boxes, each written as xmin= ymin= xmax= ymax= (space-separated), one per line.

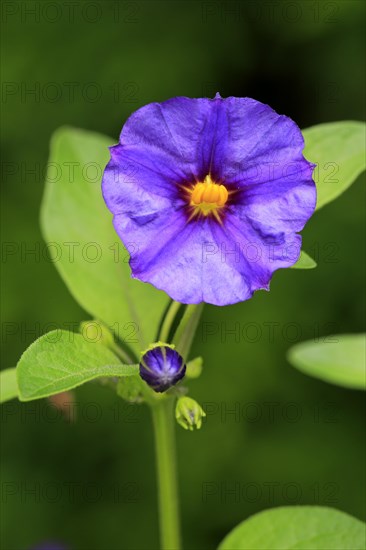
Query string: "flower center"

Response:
xmin=189 ymin=175 xmax=228 ymax=217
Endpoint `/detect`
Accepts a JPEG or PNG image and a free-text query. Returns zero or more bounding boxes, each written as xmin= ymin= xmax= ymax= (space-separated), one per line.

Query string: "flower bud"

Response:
xmin=139 ymin=344 xmax=186 ymax=393
xmin=186 ymin=356 xmax=203 ymax=379
xmin=117 ymin=375 xmax=144 ymax=404
xmin=175 ymin=396 xmax=206 ymax=430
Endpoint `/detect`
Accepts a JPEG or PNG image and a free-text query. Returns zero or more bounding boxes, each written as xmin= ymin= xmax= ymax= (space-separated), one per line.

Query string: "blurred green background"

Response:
xmin=1 ymin=1 xmax=365 ymax=549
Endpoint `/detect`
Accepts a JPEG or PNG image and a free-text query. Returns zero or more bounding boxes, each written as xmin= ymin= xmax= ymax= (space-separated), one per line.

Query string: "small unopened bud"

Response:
xmin=117 ymin=375 xmax=144 ymax=404
xmin=186 ymin=356 xmax=203 ymax=379
xmin=175 ymin=396 xmax=206 ymax=431
xmin=139 ymin=344 xmax=186 ymax=393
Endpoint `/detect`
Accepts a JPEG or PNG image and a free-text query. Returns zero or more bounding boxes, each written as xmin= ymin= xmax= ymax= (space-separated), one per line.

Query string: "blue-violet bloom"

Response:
xmin=139 ymin=345 xmax=186 ymax=393
xmin=102 ymin=94 xmax=316 ymax=305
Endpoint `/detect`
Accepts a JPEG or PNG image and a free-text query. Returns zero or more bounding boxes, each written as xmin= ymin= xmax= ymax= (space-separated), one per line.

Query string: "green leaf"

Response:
xmin=0 ymin=368 xmax=18 ymax=403
xmin=40 ymin=127 xmax=169 ymax=356
xmin=287 ymin=334 xmax=366 ymax=390
xmin=218 ymin=506 xmax=366 ymax=550
xmin=291 ymin=250 xmax=317 ymax=269
xmin=303 ymin=121 xmax=366 ymax=210
xmin=17 ymin=330 xmax=138 ymax=401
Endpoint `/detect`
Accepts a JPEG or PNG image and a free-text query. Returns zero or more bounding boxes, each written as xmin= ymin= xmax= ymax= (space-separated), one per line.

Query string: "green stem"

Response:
xmin=173 ymin=303 xmax=204 ymax=359
xmin=151 ymin=398 xmax=181 ymax=550
xmin=110 ymin=342 xmax=134 ymax=365
xmin=149 ymin=302 xmax=204 ymax=549
xmin=158 ymin=301 xmax=181 ymax=343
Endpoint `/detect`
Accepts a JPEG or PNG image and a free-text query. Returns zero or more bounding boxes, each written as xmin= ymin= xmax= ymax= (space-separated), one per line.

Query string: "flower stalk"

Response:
xmin=148 ymin=302 xmax=205 ymax=549
xmin=158 ymin=301 xmax=182 ymax=343
xmin=151 ymin=397 xmax=181 ymax=550
xmin=173 ymin=303 xmax=204 ymax=359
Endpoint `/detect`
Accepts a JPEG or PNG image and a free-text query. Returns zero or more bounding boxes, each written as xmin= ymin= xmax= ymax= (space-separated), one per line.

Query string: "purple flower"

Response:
xmin=102 ymin=94 xmax=316 ymax=306
xmin=140 ymin=345 xmax=186 ymax=392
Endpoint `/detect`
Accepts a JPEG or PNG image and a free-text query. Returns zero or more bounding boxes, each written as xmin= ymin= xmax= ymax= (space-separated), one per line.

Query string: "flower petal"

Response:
xmin=114 ymin=203 xmax=300 ymax=305
xmin=131 ymin=215 xmax=254 ymax=305
xmin=118 ymin=97 xmax=220 ymax=181
xmin=206 ymin=97 xmax=309 ymax=184
xmin=102 ymin=144 xmax=183 ymax=218
xmin=231 ymin=161 xmax=316 ymax=236
xmin=102 ymin=96 xmax=316 ymax=306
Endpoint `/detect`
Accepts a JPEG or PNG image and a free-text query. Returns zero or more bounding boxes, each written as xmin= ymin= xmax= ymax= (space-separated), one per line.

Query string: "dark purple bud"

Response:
xmin=139 ymin=345 xmax=186 ymax=393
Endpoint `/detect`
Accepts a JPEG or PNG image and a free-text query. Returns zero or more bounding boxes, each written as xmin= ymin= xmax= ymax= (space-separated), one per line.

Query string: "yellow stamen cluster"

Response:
xmin=188 ymin=175 xmax=228 ymax=220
